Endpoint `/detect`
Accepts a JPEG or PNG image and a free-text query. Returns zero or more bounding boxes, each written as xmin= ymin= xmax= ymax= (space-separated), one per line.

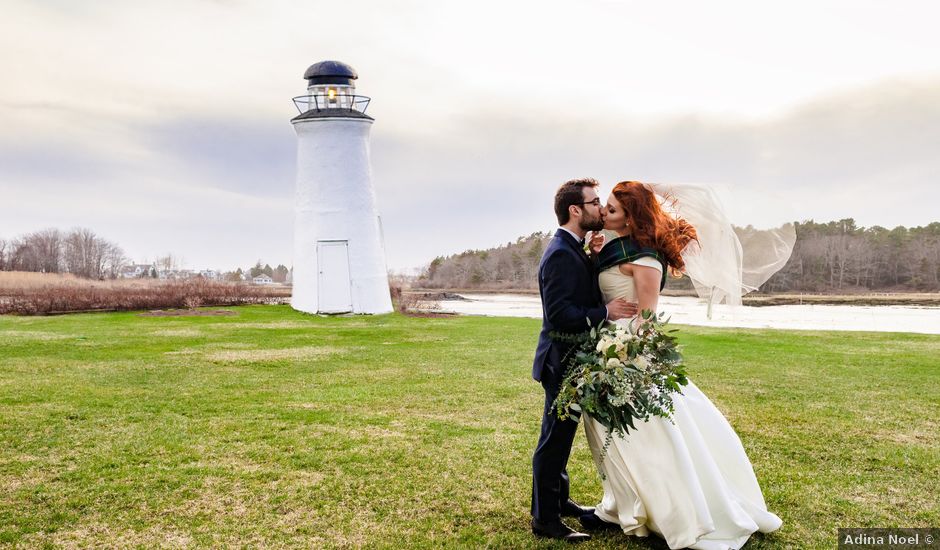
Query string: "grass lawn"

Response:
xmin=1 ymin=306 xmax=937 ymax=548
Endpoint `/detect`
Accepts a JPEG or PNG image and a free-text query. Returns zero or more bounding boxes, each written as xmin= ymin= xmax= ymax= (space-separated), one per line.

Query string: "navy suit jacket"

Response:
xmin=532 ymin=229 xmax=607 ymax=383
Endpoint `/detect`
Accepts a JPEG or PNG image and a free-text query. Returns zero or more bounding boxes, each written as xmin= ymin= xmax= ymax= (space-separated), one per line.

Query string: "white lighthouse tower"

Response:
xmin=290 ymin=60 xmax=393 ymax=314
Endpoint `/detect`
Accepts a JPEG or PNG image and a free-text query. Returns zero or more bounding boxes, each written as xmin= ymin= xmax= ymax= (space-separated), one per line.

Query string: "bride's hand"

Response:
xmin=588 ymin=231 xmax=605 ymax=255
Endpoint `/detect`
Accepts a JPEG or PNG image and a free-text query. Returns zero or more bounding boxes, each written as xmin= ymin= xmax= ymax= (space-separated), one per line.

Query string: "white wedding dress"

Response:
xmin=583 ymin=258 xmax=782 ymax=550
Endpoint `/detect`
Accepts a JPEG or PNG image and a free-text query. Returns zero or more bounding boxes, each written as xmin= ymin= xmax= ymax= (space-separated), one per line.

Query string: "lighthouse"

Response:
xmin=290 ymin=60 xmax=393 ymax=314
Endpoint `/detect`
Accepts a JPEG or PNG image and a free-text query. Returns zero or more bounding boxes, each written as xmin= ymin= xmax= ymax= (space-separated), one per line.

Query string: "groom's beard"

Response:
xmin=580 ymin=215 xmax=605 ymax=232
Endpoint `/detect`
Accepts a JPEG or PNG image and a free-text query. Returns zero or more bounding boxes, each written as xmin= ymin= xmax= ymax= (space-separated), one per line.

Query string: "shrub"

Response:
xmin=0 ymin=276 xmax=289 ymax=315
xmin=389 ymin=279 xmax=438 ymax=314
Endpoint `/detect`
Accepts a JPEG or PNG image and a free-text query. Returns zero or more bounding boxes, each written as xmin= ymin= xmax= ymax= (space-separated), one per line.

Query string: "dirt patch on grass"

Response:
xmin=0 ymin=330 xmax=76 ymax=341
xmin=164 ymin=342 xmax=257 ymax=356
xmin=284 ymin=470 xmax=325 ymax=487
xmin=168 ymin=476 xmax=261 ymax=520
xmin=220 ymin=320 xmax=369 ymax=329
xmin=150 ymin=328 xmax=203 ymax=337
xmin=163 ymin=349 xmax=200 ymax=356
xmin=139 ymin=309 xmax=238 ymax=317
xmin=219 ymin=321 xmax=316 ymax=329
xmin=204 ymin=342 xmax=257 ymax=349
xmin=875 ymin=419 xmax=938 ymax=447
xmin=1 ymin=473 xmax=31 ymax=494
xmin=402 ymin=311 xmax=458 ymax=318
xmin=403 ymin=334 xmax=449 ymax=342
xmin=291 ymin=403 xmax=325 ymax=410
xmin=205 ymin=346 xmax=341 ymax=362
xmin=29 ymin=523 xmax=195 ymax=548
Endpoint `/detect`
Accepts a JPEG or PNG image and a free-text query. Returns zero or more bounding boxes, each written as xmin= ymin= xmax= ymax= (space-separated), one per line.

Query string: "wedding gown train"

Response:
xmin=584 ymin=260 xmax=782 ymax=550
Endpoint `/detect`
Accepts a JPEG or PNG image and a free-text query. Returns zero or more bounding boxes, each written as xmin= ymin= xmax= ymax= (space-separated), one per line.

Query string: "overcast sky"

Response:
xmin=2 ymin=0 xmax=939 ymax=271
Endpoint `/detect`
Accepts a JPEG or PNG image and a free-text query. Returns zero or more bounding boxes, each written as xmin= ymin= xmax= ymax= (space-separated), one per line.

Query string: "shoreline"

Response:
xmin=408 ymin=289 xmax=940 ymax=307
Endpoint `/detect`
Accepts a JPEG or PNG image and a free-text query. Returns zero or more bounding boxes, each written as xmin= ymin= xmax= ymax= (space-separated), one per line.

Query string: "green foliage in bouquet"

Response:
xmin=550 ymin=310 xmax=689 ymax=460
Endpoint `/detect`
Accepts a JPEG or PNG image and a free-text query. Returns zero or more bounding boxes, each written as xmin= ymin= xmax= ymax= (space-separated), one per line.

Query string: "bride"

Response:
xmin=580 ymin=181 xmax=783 ymax=550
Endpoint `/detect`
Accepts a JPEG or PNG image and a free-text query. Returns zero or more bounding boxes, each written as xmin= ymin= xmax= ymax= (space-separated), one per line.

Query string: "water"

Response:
xmin=431 ymin=294 xmax=940 ymax=335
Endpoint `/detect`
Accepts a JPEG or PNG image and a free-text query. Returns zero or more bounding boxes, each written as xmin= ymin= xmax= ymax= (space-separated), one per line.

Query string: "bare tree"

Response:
xmin=155 ymin=254 xmax=181 ymax=271
xmin=60 ymin=228 xmax=127 ymax=279
xmin=64 ymin=228 xmax=101 ymax=278
xmin=16 ymin=229 xmax=63 ymax=273
xmin=103 ymin=242 xmax=128 ymax=279
xmin=0 ymin=238 xmax=7 ymax=271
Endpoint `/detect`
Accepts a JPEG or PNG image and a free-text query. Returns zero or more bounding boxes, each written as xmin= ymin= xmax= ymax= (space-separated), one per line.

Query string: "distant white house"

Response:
xmin=120 ymin=264 xmax=155 ymax=279
xmin=198 ymin=269 xmax=221 ymax=281
xmin=252 ymin=274 xmax=274 ymax=285
xmin=157 ymin=269 xmax=195 ymax=280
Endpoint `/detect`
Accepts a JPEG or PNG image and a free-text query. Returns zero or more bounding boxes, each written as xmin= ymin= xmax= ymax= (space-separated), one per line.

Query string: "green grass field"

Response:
xmin=1 ymin=306 xmax=937 ymax=548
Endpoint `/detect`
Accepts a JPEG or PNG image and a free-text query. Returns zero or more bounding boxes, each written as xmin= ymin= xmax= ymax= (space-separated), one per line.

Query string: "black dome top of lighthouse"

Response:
xmin=304 ymin=61 xmax=358 ymax=86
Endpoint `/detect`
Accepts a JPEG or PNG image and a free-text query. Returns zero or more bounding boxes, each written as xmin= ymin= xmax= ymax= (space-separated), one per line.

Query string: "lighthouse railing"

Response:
xmin=292 ymin=94 xmax=371 ymax=115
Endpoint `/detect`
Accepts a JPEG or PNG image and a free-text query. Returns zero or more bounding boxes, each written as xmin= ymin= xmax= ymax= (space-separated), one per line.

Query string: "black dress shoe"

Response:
xmin=560 ymin=498 xmax=595 ymax=518
xmin=531 ymin=518 xmax=592 ymax=543
xmin=578 ymin=512 xmax=622 ymax=532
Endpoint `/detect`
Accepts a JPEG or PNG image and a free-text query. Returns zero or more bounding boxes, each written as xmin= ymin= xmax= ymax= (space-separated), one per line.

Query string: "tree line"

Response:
xmin=0 ymin=228 xmax=293 ymax=283
xmin=0 ymin=228 xmax=126 ymax=280
xmin=422 ymin=232 xmax=551 ymax=290
xmin=762 ymin=219 xmax=940 ymax=292
xmin=419 ymin=219 xmax=940 ymax=293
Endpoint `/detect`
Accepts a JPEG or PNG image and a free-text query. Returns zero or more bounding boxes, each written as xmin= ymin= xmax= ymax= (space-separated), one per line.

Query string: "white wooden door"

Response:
xmin=317 ymin=241 xmax=352 ymax=313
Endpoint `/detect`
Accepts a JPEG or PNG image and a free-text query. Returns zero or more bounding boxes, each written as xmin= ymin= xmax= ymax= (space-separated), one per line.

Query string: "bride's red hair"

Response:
xmin=611 ymin=181 xmax=698 ymax=273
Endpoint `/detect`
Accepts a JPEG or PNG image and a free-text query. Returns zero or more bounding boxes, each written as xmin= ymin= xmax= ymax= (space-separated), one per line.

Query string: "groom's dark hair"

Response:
xmin=554 ymin=178 xmax=599 ymax=225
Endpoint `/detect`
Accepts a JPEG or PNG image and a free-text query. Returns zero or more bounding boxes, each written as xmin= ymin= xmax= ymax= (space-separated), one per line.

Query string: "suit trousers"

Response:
xmin=531 ymin=371 xmax=580 ymax=522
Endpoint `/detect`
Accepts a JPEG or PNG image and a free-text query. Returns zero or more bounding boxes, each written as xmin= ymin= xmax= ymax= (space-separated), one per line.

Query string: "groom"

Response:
xmin=531 ymin=178 xmax=637 ymax=542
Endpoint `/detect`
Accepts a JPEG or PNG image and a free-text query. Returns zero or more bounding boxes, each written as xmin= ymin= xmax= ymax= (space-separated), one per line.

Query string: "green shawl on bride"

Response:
xmin=597 ymin=236 xmax=668 ymax=291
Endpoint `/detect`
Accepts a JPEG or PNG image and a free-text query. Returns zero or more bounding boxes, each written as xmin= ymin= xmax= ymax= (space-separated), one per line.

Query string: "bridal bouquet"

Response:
xmin=552 ymin=311 xmax=689 ymax=457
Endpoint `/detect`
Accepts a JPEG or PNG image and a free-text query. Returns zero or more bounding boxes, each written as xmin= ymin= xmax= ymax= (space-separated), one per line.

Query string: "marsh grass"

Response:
xmin=0 ymin=272 xmax=287 ymax=314
xmin=0 ymin=306 xmax=937 ymax=548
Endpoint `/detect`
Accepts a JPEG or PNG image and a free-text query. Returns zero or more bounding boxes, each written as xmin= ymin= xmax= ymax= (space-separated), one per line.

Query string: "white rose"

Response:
xmin=607 ymin=357 xmax=623 ymax=369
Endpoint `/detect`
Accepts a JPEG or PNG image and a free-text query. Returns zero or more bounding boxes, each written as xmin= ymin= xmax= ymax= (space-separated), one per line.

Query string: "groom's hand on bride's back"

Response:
xmin=606 ymin=298 xmax=638 ymax=321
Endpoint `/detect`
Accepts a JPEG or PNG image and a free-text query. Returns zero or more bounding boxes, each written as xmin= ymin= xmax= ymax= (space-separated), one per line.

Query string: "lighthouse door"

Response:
xmin=317 ymin=240 xmax=353 ymax=313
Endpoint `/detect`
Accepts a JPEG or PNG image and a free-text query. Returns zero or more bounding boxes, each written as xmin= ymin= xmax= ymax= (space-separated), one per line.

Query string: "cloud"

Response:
xmin=369 ymin=77 xmax=940 ymax=267
xmin=758 ymin=78 xmax=940 ymax=185
xmin=0 ymin=145 xmax=118 ymax=183
xmin=142 ymin=116 xmax=297 ymax=198
xmin=0 ymin=108 xmax=297 ymax=269
xmin=2 ymin=19 xmax=939 ymax=273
